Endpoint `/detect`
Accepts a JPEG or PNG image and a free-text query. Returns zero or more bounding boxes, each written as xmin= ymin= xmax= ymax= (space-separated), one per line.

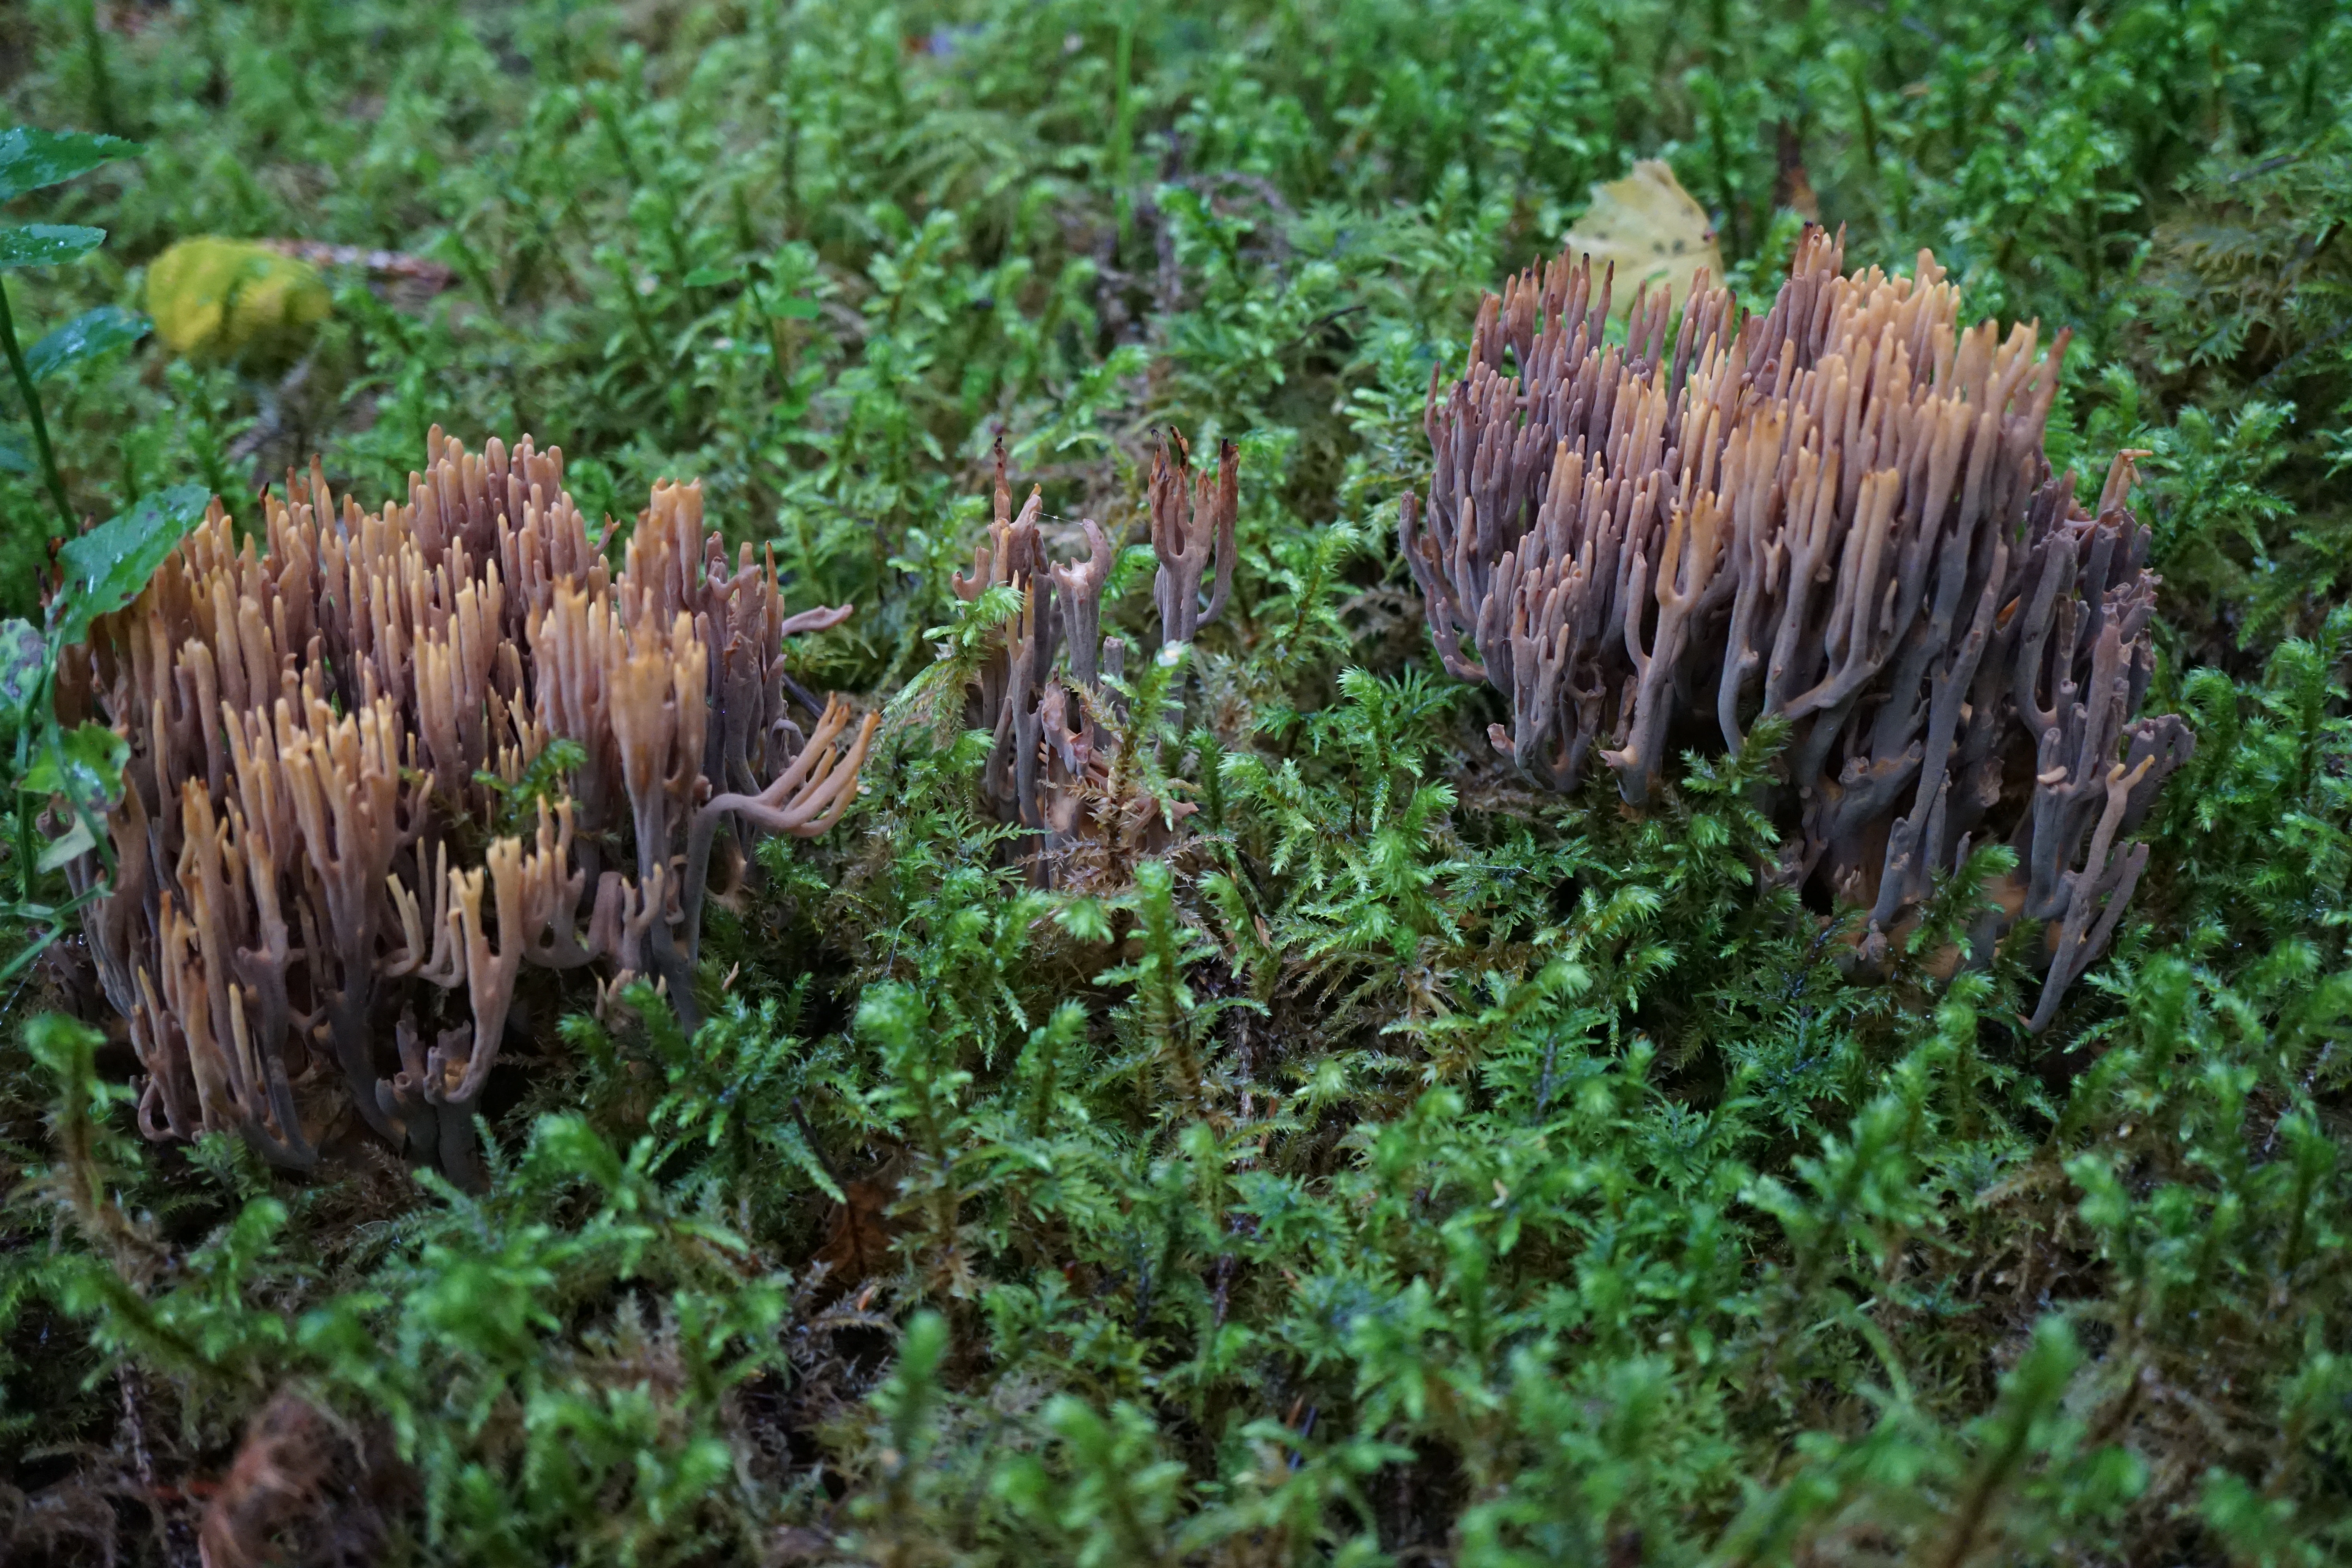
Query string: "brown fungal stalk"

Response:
xmin=60 ymin=430 xmax=876 ymax=1180
xmin=1400 ymin=228 xmax=2192 ymax=1028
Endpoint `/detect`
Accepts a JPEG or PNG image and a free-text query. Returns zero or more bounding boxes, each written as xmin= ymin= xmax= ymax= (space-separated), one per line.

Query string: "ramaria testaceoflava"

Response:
xmin=60 ymin=431 xmax=875 ymax=1180
xmin=1401 ymin=227 xmax=2192 ymax=1029
xmin=954 ymin=431 xmax=1234 ymax=888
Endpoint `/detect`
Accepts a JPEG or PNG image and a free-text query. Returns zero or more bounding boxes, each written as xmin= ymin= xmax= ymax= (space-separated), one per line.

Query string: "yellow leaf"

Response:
xmin=1562 ymin=160 xmax=1723 ymax=317
xmin=145 ymin=237 xmax=331 ymax=360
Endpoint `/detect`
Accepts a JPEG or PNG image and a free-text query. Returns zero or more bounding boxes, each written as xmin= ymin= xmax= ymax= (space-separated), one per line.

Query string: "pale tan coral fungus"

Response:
xmin=1401 ymin=228 xmax=2192 ymax=1029
xmin=61 ymin=431 xmax=875 ymax=1179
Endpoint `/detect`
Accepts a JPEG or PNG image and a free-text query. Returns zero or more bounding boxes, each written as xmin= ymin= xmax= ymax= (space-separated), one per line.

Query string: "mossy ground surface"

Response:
xmin=1 ymin=2 xmax=2349 ymax=1563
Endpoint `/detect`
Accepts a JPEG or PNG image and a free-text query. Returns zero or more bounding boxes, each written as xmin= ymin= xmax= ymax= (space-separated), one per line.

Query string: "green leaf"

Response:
xmin=0 ymin=127 xmax=143 ymax=203
xmin=0 ymin=615 xmax=44 ymax=766
xmin=23 ymin=720 xmax=127 ymax=810
xmin=49 ymin=483 xmax=211 ymax=648
xmin=35 ymin=814 xmax=96 ymax=873
xmin=684 ymin=265 xmax=742 ymax=287
xmin=25 ymin=305 xmax=148 ymax=381
xmin=768 ymin=296 xmax=822 ymax=321
xmin=0 ymin=223 xmax=106 ymax=269
xmin=0 ymin=617 xmax=44 ymax=720
xmin=0 ymin=426 xmax=28 ymax=475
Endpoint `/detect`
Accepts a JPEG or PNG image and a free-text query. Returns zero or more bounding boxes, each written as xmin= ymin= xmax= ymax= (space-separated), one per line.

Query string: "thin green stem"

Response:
xmin=79 ymin=0 xmax=121 ymax=136
xmin=1111 ymin=9 xmax=1138 ymax=254
xmin=0 ymin=279 xmax=77 ymax=534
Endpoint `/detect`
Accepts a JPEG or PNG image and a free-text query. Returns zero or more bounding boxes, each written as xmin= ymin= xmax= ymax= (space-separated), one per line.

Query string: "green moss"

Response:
xmin=1 ymin=1 xmax=2348 ymax=1563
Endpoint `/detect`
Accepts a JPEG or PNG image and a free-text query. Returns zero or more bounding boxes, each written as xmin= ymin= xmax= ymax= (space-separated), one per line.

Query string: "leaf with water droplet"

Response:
xmin=0 ymin=126 xmax=143 ymax=203
xmin=50 ymin=484 xmax=210 ymax=648
xmin=25 ymin=306 xmax=149 ymax=381
xmin=0 ymin=224 xmax=105 ymax=269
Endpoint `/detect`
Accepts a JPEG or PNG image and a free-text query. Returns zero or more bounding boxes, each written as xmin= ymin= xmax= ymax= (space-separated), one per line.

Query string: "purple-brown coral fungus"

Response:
xmin=57 ymin=430 xmax=876 ymax=1180
xmin=953 ymin=432 xmax=1234 ymax=888
xmin=1401 ymin=228 xmax=2192 ymax=1028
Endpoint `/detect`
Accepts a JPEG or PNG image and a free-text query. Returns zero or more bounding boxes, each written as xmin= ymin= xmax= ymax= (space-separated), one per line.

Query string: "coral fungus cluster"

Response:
xmin=1401 ymin=228 xmax=2193 ymax=1027
xmin=955 ymin=431 xmax=1235 ymax=886
xmin=60 ymin=431 xmax=875 ymax=1178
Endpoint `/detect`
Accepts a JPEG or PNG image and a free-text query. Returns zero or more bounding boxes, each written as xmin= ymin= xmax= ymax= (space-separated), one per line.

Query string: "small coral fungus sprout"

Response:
xmin=1401 ymin=228 xmax=2192 ymax=1027
xmin=58 ymin=432 xmax=876 ymax=1181
xmin=952 ymin=432 xmax=1234 ymax=888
